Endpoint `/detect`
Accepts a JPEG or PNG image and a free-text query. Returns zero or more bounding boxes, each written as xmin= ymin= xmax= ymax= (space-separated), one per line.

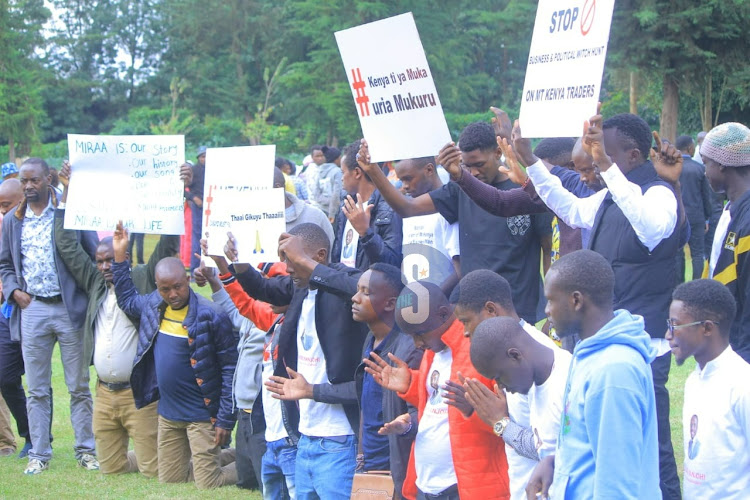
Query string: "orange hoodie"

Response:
xmin=399 ymin=319 xmax=510 ymax=500
xmin=220 ymin=273 xmax=278 ymax=331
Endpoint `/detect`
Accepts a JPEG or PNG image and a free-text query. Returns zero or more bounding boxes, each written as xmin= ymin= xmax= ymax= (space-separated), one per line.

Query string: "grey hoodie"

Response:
xmin=311 ymin=162 xmax=342 ymax=219
xmin=285 ymin=191 xmax=335 ymax=245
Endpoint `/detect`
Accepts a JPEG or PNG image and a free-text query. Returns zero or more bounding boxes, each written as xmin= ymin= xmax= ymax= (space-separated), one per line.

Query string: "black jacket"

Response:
xmin=233 ymin=263 xmax=369 ymax=433
xmin=331 ymin=189 xmax=403 ymax=269
xmin=589 ymin=161 xmax=681 ymax=338
xmin=679 ymin=156 xmax=713 ymax=225
xmin=314 ymin=328 xmax=423 ymax=496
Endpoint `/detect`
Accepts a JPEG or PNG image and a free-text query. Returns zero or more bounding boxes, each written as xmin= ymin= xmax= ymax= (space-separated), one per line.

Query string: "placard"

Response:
xmin=202 ymin=145 xmax=277 ymax=261
xmin=335 ymin=12 xmax=451 ymax=163
xmin=518 ymin=0 xmax=615 ymax=138
xmin=64 ymin=134 xmax=185 ymax=234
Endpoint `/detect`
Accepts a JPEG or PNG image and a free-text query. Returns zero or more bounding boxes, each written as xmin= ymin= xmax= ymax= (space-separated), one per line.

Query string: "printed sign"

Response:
xmin=64 ymin=134 xmax=185 ymax=234
xmin=518 ymin=0 xmax=615 ymax=138
xmin=335 ymin=12 xmax=451 ymax=162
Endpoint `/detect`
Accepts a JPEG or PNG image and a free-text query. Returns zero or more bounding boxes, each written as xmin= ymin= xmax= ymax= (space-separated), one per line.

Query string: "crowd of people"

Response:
xmin=0 ymin=106 xmax=748 ymax=500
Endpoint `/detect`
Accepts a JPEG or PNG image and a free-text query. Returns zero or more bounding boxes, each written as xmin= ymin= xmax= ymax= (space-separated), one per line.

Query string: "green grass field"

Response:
xmin=0 ymin=236 xmax=695 ymax=497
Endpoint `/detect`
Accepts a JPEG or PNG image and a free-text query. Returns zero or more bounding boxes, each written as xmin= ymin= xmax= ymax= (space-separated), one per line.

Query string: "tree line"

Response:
xmin=2 ymin=0 xmax=749 ymax=162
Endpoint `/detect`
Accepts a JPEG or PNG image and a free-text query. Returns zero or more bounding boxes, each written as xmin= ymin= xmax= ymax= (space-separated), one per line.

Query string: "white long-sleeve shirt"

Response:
xmin=526 ymin=160 xmax=677 ymax=252
xmin=682 ymin=346 xmax=750 ymax=499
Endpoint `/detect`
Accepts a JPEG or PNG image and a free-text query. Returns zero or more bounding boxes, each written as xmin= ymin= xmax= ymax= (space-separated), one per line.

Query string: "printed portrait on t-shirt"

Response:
xmin=428 ymin=369 xmax=441 ymax=405
xmin=301 ymin=328 xmax=313 ymax=351
xmin=342 ymin=228 xmax=355 ymax=259
xmin=688 ymin=414 xmax=700 ymax=460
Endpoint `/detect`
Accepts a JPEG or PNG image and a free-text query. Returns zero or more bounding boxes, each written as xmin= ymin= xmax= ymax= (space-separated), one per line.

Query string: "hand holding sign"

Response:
xmin=650 ymin=131 xmax=683 ymax=184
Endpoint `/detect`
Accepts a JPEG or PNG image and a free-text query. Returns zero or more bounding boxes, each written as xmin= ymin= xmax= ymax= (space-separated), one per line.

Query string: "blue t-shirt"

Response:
xmin=153 ymin=306 xmax=211 ymax=422
xmin=361 ymin=332 xmax=391 ymax=471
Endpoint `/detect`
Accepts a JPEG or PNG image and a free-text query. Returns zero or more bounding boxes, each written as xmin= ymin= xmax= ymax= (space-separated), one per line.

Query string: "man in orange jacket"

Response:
xmin=364 ymin=280 xmax=510 ymax=500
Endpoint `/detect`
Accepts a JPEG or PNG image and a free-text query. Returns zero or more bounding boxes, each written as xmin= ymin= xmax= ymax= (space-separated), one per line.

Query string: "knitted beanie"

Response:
xmin=701 ymin=122 xmax=750 ymax=167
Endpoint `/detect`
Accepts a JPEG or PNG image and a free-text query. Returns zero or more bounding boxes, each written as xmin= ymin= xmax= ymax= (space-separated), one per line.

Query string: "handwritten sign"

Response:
xmin=202 ymin=145 xmax=277 ymax=260
xmin=207 ymin=188 xmax=286 ymax=265
xmin=335 ymin=12 xmax=451 ymax=163
xmin=64 ymin=134 xmax=185 ymax=234
xmin=518 ymin=0 xmax=615 ymax=138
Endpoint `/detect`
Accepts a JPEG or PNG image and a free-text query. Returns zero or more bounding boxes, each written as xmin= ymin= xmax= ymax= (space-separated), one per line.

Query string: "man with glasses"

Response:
xmin=667 ymin=279 xmax=750 ymax=499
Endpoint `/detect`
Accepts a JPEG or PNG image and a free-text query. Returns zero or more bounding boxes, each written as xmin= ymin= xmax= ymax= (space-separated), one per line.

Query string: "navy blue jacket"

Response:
xmin=112 ymin=260 xmax=238 ymax=430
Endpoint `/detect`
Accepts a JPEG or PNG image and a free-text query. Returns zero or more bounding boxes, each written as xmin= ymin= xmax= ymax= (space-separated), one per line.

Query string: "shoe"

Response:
xmin=18 ymin=442 xmax=32 ymax=459
xmin=24 ymin=458 xmax=49 ymax=475
xmin=0 ymin=447 xmax=15 ymax=457
xmin=78 ymin=453 xmax=99 ymax=470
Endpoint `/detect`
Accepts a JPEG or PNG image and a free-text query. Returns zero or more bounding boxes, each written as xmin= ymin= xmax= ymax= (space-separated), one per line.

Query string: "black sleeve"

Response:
xmin=428 ymin=183 xmax=460 ymax=224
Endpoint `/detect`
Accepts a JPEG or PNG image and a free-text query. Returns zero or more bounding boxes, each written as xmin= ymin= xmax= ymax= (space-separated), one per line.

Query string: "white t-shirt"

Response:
xmin=262 ymin=331 xmax=288 ymax=442
xmin=682 ymin=346 xmax=750 ymax=499
xmin=401 ymin=213 xmax=460 ymax=285
xmin=296 ymin=289 xmax=353 ymax=437
xmin=414 ymin=347 xmax=457 ymax=494
xmin=340 ymin=204 xmax=366 ymax=268
xmin=505 ymin=322 xmax=561 ymax=499
xmin=709 ymin=206 xmax=732 ymax=278
xmin=528 ymin=340 xmax=571 ymax=459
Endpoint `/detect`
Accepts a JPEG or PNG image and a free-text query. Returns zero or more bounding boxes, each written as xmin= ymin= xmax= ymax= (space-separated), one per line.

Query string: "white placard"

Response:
xmin=64 ymin=134 xmax=185 ymax=234
xmin=206 ymin=188 xmax=286 ymax=265
xmin=518 ymin=0 xmax=615 ymax=138
xmin=335 ymin=12 xmax=451 ymax=163
xmin=202 ymin=145 xmax=277 ymax=260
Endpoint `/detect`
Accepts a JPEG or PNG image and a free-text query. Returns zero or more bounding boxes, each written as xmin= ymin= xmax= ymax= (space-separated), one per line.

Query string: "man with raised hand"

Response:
xmin=667 ymin=279 xmax=750 ymax=499
xmin=364 ymin=280 xmax=509 ymax=500
xmin=526 ymin=250 xmax=660 ymax=500
xmin=226 ymin=222 xmax=368 ymax=499
xmin=0 ymin=158 xmax=99 ymax=475
xmin=111 ymin=223 xmax=238 ymax=489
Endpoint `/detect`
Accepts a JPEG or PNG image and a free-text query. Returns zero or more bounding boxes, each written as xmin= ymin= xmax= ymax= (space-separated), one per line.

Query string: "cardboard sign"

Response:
xmin=335 ymin=12 xmax=451 ymax=163
xmin=518 ymin=0 xmax=615 ymax=138
xmin=202 ymin=145 xmax=277 ymax=262
xmin=64 ymin=134 xmax=185 ymax=234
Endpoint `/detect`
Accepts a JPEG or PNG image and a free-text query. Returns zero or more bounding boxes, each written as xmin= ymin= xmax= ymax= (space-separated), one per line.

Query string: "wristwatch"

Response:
xmin=493 ymin=417 xmax=511 ymax=437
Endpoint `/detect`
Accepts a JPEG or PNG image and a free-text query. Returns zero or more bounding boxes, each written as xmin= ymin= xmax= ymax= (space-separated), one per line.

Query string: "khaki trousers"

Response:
xmin=158 ymin=416 xmax=237 ymax=489
xmin=0 ymin=396 xmax=16 ymax=451
xmin=92 ymin=383 xmax=158 ymax=477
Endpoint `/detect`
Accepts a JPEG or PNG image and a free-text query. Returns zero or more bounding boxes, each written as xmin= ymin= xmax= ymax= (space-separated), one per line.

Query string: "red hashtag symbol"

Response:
xmin=351 ymin=68 xmax=370 ymax=117
xmin=203 ymin=185 xmax=214 ymax=228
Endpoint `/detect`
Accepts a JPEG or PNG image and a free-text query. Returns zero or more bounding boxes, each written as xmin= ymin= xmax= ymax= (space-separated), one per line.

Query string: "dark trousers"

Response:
xmin=677 ymin=221 xmax=706 ymax=282
xmin=651 ymin=351 xmax=682 ymax=500
xmin=0 ymin=314 xmax=29 ymax=443
xmin=416 ymin=484 xmax=460 ymax=500
xmin=236 ymin=410 xmax=266 ymax=490
xmin=128 ymin=233 xmax=145 ymax=264
xmin=189 ymin=201 xmax=203 ymax=273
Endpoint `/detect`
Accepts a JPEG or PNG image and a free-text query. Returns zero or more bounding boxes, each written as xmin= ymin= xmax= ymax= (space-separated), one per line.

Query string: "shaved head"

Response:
xmin=470 ymin=317 xmax=526 ymax=376
xmin=0 ymin=178 xmax=23 ymax=215
xmin=155 ymin=257 xmax=187 ymax=280
xmin=155 ymin=257 xmax=190 ymax=309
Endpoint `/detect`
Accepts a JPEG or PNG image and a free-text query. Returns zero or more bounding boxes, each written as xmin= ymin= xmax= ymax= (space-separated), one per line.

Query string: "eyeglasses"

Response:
xmin=666 ymin=319 xmax=717 ymax=335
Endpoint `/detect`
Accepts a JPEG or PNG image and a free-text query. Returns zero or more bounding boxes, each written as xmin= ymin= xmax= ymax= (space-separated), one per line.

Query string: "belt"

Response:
xmin=32 ymin=294 xmax=62 ymax=304
xmin=421 ymin=484 xmax=458 ymax=498
xmin=99 ymin=380 xmax=131 ymax=391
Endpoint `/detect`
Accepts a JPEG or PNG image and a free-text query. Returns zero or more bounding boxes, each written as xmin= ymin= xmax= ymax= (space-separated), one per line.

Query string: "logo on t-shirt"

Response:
xmin=507 ymin=215 xmax=531 ymax=236
xmin=301 ymin=329 xmax=313 ymax=351
xmin=725 ymin=232 xmax=737 ymax=251
xmin=688 ymin=414 xmax=701 ymax=460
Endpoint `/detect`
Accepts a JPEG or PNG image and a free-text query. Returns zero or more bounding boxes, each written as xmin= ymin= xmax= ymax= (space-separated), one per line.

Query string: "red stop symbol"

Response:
xmin=581 ymin=0 xmax=596 ymax=35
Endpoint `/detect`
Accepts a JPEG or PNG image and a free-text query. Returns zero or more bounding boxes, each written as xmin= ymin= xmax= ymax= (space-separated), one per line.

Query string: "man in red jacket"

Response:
xmin=364 ymin=280 xmax=510 ymax=500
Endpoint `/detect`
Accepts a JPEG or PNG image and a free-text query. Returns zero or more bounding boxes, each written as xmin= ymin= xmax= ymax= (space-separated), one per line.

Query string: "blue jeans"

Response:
xmin=262 ymin=437 xmax=297 ymax=500
xmin=295 ymin=434 xmax=356 ymax=500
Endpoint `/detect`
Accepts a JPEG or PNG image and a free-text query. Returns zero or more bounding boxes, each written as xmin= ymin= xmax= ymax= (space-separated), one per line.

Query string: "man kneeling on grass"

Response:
xmin=111 ymin=222 xmax=239 ymax=489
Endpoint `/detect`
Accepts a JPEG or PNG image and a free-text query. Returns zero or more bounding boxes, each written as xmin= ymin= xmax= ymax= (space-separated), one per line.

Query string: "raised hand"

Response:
xmin=378 ymin=413 xmax=412 ymax=436
xmin=498 ymin=137 xmax=529 ymax=185
xmin=363 ymin=352 xmax=412 ymax=394
xmin=201 ymin=233 xmax=230 ymax=273
xmin=581 ymin=103 xmax=612 ymax=171
xmin=113 ymin=220 xmax=129 ymax=263
xmin=437 ymin=142 xmax=463 ymax=181
xmin=265 ymin=367 xmax=313 ymax=401
xmin=490 ymin=107 xmax=513 ymax=143
xmin=356 ymin=139 xmax=379 ymax=176
xmin=342 ymin=194 xmax=373 ymax=237
xmin=511 ymin=120 xmax=538 ymax=168
xmin=463 ymin=378 xmax=509 ymax=428
xmin=180 ymin=163 xmax=193 ymax=186
xmin=650 ymin=131 xmax=683 ymax=184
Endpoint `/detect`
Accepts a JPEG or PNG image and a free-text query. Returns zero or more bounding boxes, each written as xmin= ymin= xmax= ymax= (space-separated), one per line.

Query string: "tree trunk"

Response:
xmin=660 ymin=75 xmax=679 ymax=143
xmin=700 ymin=73 xmax=712 ymax=132
xmin=8 ymin=135 xmax=15 ymax=162
xmin=629 ymin=71 xmax=637 ymax=114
